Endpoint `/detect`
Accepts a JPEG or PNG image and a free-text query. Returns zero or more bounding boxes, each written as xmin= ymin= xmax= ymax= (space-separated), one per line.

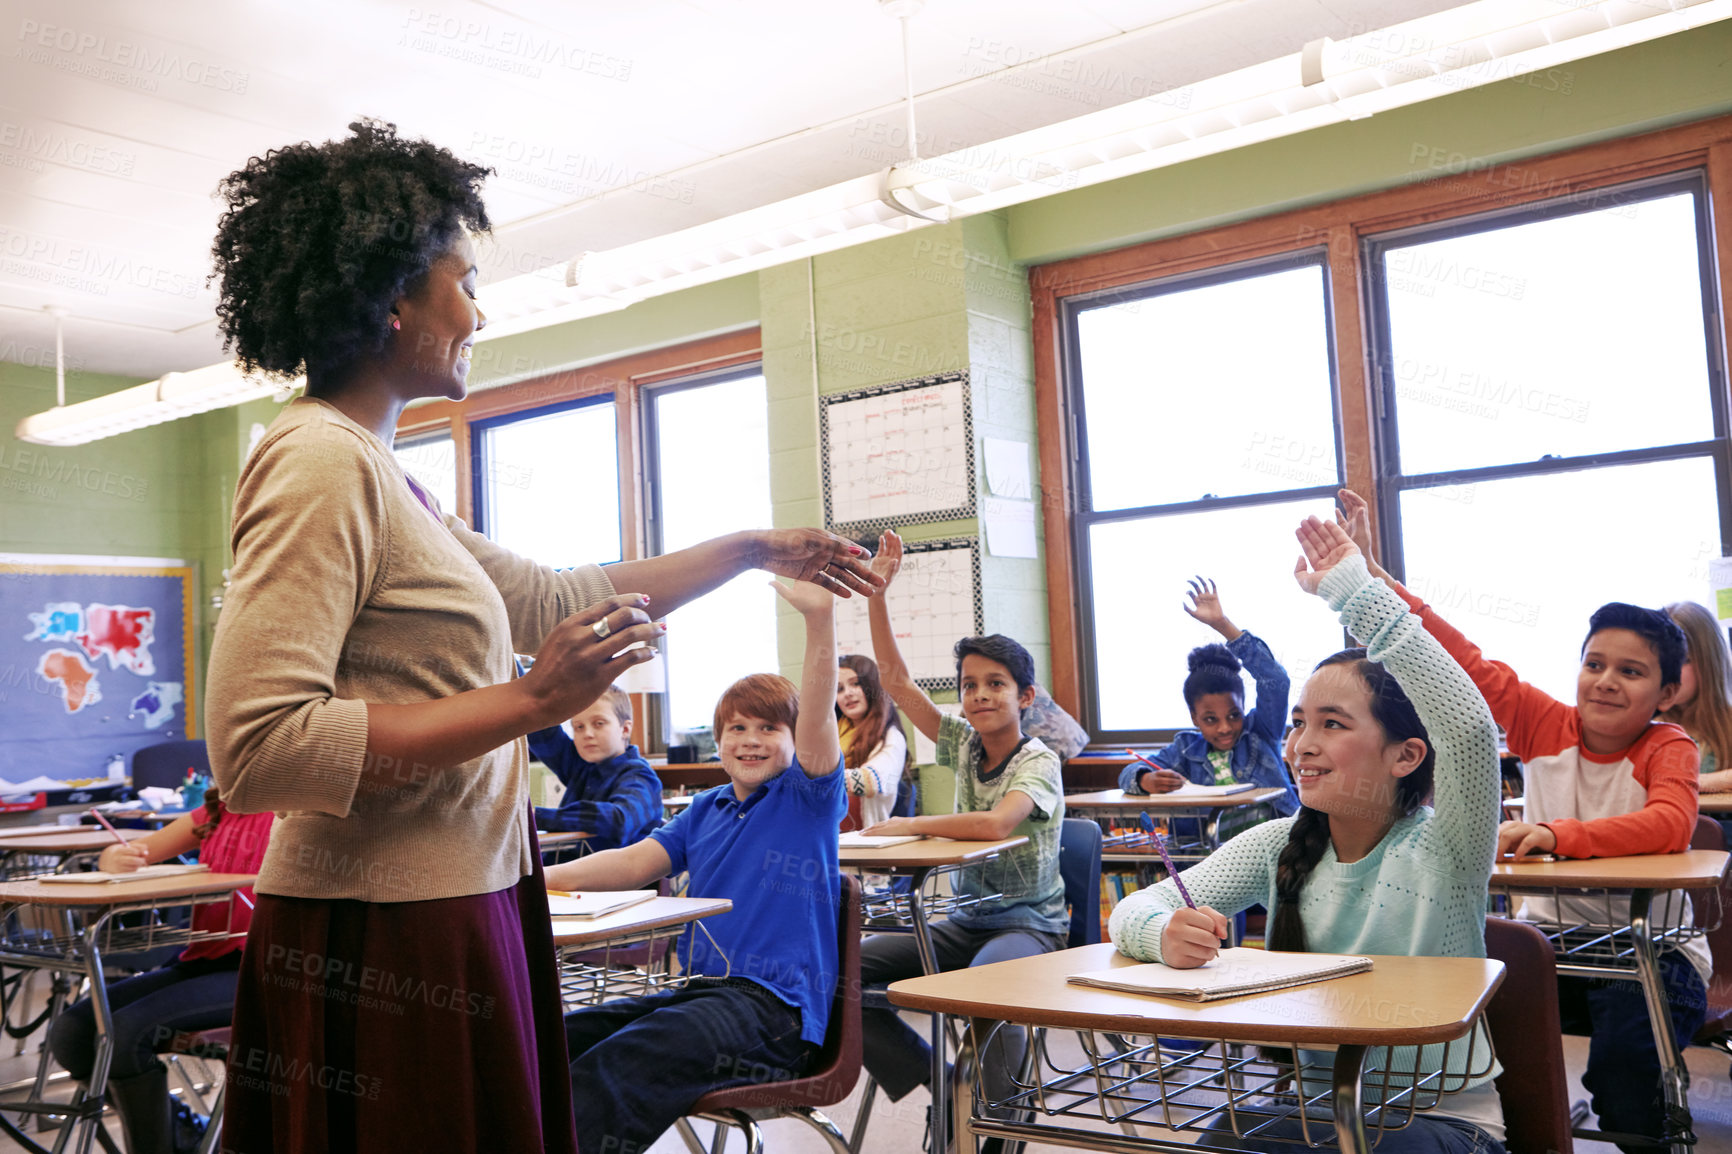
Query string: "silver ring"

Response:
xmin=591 ymin=616 xmax=613 ymax=641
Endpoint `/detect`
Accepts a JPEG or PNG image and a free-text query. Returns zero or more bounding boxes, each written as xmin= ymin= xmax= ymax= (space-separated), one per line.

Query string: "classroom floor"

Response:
xmin=1 ymin=1013 xmax=1730 ymax=1153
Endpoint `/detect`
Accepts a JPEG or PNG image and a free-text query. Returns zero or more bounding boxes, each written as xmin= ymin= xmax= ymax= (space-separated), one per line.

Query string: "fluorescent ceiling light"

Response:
xmin=20 ymin=0 xmax=1731 ymax=444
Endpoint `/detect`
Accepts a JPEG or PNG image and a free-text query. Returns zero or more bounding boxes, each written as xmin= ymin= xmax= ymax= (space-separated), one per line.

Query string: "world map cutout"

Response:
xmin=24 ymin=601 xmax=177 ymax=721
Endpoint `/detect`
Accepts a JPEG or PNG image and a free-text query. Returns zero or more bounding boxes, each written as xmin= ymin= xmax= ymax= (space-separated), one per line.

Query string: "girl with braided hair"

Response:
xmin=1109 ymin=517 xmax=1506 ymax=1154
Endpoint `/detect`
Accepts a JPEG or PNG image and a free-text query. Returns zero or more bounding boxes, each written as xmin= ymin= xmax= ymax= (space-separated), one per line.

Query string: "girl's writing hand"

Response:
xmin=1293 ymin=516 xmax=1360 ymax=595
xmin=98 ymin=842 xmax=150 ymax=874
xmin=1141 ymin=768 xmax=1187 ymax=794
xmin=1161 ymin=905 xmax=1231 ymax=968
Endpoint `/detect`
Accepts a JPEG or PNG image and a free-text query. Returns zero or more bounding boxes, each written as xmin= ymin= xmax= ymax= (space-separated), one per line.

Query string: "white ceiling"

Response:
xmin=0 ymin=0 xmax=1464 ymax=381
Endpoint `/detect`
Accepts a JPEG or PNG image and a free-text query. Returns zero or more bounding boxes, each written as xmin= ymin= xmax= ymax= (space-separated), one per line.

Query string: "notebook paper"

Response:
xmin=1068 ymin=948 xmax=1372 ymax=1002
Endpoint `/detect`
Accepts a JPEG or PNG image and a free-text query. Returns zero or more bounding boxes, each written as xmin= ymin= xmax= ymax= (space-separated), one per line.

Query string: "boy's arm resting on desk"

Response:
xmin=545 ymin=837 xmax=672 ymax=892
xmin=877 ymin=790 xmax=1036 ymax=841
xmin=1699 ymin=766 xmax=1732 ymax=793
xmin=1317 ymin=554 xmax=1502 ymax=868
xmin=1231 ymin=631 xmax=1291 ymax=746
xmin=1110 ymin=819 xmax=1289 ymax=963
xmin=1543 ymin=733 xmax=1700 ymax=858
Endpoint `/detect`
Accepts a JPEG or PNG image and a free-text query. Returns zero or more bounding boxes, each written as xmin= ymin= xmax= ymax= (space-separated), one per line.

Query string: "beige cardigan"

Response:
xmin=206 ymin=399 xmax=614 ymax=901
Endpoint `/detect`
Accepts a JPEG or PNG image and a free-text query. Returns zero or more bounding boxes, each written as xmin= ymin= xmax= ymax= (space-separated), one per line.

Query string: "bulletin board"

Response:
xmin=820 ymin=371 xmax=975 ymax=538
xmin=0 ymin=555 xmax=196 ymax=785
xmin=834 ymin=538 xmax=981 ymax=693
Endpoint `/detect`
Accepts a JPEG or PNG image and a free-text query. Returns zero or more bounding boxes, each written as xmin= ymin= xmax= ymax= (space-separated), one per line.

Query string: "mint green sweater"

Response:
xmin=1108 ymin=555 xmax=1505 ymax=1118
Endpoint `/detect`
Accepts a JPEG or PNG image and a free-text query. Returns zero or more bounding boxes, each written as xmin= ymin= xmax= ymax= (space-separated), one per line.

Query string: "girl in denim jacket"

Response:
xmin=1118 ymin=579 xmax=1300 ymax=818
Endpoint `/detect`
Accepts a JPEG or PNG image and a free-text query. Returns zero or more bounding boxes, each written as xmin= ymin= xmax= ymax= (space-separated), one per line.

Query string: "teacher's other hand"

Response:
xmin=525 ymin=594 xmax=662 ymax=723
xmin=752 ymin=529 xmax=883 ymax=599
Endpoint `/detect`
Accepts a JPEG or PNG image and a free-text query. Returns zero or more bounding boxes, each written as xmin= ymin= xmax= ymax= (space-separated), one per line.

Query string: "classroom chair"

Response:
xmin=1484 ymin=917 xmax=1574 ymax=1154
xmin=130 ymin=740 xmax=210 ymax=794
xmin=676 ymin=873 xmax=862 ymax=1154
xmin=845 ymin=818 xmax=1102 ymax=1154
xmin=1689 ymin=815 xmax=1732 ymax=1063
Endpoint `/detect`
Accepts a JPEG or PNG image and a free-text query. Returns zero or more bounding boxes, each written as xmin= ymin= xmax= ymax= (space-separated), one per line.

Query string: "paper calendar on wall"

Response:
xmin=820 ymin=371 xmax=975 ymax=537
xmin=834 ymin=538 xmax=981 ymax=692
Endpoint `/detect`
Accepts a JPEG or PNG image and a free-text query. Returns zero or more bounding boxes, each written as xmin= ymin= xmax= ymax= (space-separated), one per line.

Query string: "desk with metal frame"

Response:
xmin=889 ymin=943 xmax=1504 ymax=1154
xmin=0 ymin=831 xmax=149 ymax=882
xmin=551 ymin=895 xmax=732 ymax=1010
xmin=1489 ymin=849 xmax=1729 ymax=1154
xmin=1063 ymin=789 xmax=1285 ymax=866
xmin=0 ymin=871 xmax=256 ymax=1154
xmin=837 ymin=836 xmax=1027 ymax=1154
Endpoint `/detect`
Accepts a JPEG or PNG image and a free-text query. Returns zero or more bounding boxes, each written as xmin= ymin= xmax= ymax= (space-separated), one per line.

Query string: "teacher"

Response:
xmin=204 ymin=119 xmax=879 ymax=1154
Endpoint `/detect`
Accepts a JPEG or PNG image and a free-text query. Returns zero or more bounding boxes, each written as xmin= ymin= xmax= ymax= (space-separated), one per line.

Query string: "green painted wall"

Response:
xmin=1008 ymin=22 xmax=1732 ymax=264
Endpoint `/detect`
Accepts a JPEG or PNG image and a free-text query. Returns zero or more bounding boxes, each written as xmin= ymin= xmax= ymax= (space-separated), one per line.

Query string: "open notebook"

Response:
xmin=547 ymin=891 xmax=657 ymax=919
xmin=1159 ymin=782 xmax=1257 ymax=798
xmin=40 ymin=864 xmax=211 ymax=885
xmin=1068 ymin=948 xmax=1372 ymax=1002
xmin=838 ymin=832 xmax=926 ymax=849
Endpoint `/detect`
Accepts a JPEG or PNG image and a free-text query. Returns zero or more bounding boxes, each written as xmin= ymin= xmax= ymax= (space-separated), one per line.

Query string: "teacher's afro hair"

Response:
xmin=209 ymin=118 xmax=492 ymax=386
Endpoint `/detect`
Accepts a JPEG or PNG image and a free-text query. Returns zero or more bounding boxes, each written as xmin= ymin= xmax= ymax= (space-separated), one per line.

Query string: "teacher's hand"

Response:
xmin=524 ymin=594 xmax=662 ymax=723
xmin=752 ymin=529 xmax=883 ymax=599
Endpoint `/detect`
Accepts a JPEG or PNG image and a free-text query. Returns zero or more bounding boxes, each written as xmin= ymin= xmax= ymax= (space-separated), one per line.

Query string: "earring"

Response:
xmin=389 ymin=316 xmax=401 ymax=331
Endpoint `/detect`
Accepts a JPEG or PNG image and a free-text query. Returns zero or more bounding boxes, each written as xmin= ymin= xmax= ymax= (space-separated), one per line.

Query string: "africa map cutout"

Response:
xmin=24 ymin=601 xmax=178 ymax=722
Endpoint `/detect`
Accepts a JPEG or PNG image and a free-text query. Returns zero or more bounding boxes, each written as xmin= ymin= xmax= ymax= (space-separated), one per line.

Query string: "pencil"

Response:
xmin=88 ymin=808 xmax=129 ymax=846
xmin=1141 ymin=811 xmax=1196 ymax=909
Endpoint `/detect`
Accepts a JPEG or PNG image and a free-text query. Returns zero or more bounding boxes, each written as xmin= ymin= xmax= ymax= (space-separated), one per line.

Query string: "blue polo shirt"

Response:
xmin=650 ymin=756 xmax=845 ymax=1046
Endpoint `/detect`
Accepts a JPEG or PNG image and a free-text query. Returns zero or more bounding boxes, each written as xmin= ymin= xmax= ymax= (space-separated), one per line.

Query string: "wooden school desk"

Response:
xmin=1698 ymin=793 xmax=1732 ymax=815
xmin=888 ymin=943 xmax=1504 ymax=1154
xmin=552 ymin=895 xmax=732 ymax=1009
xmin=0 ymin=871 xmax=257 ymax=1154
xmin=0 ymin=828 xmax=148 ymax=880
xmin=1064 ymin=788 xmax=1285 ymax=865
xmin=838 ymin=835 xmax=1027 ymax=1153
xmin=1490 ymin=849 xmax=1729 ymax=1154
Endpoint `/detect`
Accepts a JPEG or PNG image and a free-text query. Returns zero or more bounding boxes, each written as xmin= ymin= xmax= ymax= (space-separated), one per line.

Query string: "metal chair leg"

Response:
xmin=845 ymin=1075 xmax=878 ymax=1154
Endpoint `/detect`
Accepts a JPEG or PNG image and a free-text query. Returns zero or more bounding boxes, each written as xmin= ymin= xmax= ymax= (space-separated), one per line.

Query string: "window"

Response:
xmin=645 ymin=371 xmax=776 ymax=735
xmin=471 ymin=396 xmax=621 ymax=569
xmin=1367 ymin=176 xmax=1730 ymax=704
xmin=392 ymin=431 xmax=457 ymax=517
xmin=1066 ymin=255 xmax=1347 ymax=739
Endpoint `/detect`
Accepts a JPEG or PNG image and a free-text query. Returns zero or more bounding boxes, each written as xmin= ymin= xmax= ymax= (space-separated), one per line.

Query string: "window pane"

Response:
xmin=1398 ymin=457 xmax=1722 ymax=706
xmin=1383 ymin=191 xmax=1712 ymax=475
xmin=482 ymin=402 xmax=621 ymax=568
xmin=1088 ymin=496 xmax=1345 ymax=733
xmin=1077 ymin=263 xmax=1338 ymax=511
xmin=654 ymin=375 xmax=776 ymax=734
xmin=393 ymin=432 xmax=456 ymax=517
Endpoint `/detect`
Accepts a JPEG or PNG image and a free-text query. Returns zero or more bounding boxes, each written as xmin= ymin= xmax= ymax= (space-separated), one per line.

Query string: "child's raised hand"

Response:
xmin=770 ymin=577 xmax=836 ymax=618
xmin=1161 ymin=905 xmax=1231 ymax=968
xmin=869 ymin=530 xmax=904 ymax=591
xmin=1292 ymin=515 xmax=1361 ymax=595
xmin=1335 ymin=489 xmax=1374 ymax=557
xmin=1182 ymin=577 xmax=1239 ymax=639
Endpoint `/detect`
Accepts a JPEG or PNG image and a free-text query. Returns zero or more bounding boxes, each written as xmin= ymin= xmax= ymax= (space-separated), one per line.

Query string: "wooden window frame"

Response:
xmin=1033 ymin=113 xmax=1732 ymax=725
xmin=393 ymin=328 xmax=761 ymax=562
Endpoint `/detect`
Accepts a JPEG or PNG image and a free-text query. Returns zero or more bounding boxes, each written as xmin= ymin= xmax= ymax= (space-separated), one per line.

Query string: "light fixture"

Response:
xmin=20 ymin=0 xmax=1732 ymax=443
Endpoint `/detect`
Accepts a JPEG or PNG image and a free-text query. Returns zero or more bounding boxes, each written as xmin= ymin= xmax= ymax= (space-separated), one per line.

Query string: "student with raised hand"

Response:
xmin=1118 ymin=577 xmax=1299 ymax=818
xmin=835 ymin=653 xmax=911 ymax=829
xmin=1110 ymin=517 xmax=1506 ymax=1154
xmin=1334 ymin=487 xmax=1702 ymax=1151
xmin=546 ymin=578 xmax=845 ymax=1154
xmin=857 ymin=529 xmax=1066 ymax=1145
xmin=526 ymin=684 xmax=662 ymax=849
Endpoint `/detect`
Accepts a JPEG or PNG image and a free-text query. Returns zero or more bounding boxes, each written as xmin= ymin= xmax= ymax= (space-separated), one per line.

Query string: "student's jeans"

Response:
xmin=1205 ymin=1114 xmax=1505 ymax=1153
xmin=859 ymin=919 xmax=1067 ymax=1109
xmin=47 ymin=953 xmax=241 ymax=1082
xmin=565 ymin=976 xmax=815 ymax=1154
xmin=1558 ymin=948 xmax=1706 ymax=1152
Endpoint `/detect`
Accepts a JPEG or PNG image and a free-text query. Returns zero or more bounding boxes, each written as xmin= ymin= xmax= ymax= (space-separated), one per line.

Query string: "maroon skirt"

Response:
xmin=220 ymin=822 xmax=577 ymax=1154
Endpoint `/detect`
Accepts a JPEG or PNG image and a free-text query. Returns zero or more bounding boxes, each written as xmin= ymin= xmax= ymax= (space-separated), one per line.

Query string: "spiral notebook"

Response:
xmin=1067 ymin=948 xmax=1372 ymax=1002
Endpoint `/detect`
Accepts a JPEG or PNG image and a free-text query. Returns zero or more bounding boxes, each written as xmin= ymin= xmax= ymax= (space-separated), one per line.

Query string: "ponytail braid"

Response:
xmin=192 ymin=786 xmax=222 ymax=842
xmin=1266 ymin=806 xmax=1332 ymax=952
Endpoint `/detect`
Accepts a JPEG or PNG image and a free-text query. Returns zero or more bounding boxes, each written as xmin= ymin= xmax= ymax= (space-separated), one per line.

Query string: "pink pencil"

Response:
xmin=88 ymin=808 xmax=129 ymax=846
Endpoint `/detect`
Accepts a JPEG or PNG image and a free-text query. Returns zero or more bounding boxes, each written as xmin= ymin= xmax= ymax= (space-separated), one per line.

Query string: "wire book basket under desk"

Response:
xmin=551 ymin=896 xmax=732 ymax=1010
